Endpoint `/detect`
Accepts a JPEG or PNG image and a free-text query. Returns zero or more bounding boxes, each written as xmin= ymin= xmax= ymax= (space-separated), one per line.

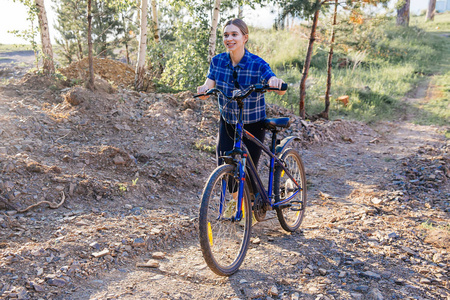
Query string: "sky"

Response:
xmin=0 ymin=0 xmax=431 ymax=45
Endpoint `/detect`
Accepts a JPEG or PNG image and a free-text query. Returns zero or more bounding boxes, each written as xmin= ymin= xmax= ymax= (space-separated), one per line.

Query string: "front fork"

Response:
xmin=234 ymin=154 xmax=247 ymax=221
xmin=232 ymin=119 xmax=247 ymax=222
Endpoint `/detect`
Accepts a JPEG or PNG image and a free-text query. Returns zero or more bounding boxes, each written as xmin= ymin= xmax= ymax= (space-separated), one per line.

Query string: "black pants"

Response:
xmin=217 ymin=117 xmax=266 ymax=193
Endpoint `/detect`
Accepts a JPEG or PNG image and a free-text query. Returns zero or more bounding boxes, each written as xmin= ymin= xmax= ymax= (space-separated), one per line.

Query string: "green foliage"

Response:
xmin=421 ymin=219 xmax=450 ymax=232
xmin=159 ymin=21 xmax=210 ymax=91
xmin=263 ymin=11 xmax=450 ymax=124
xmin=52 ymin=0 xmax=88 ymax=64
xmin=91 ymin=0 xmax=124 ymax=57
xmin=9 ymin=0 xmax=40 ymax=69
xmin=276 ymin=0 xmax=320 ymax=20
xmin=248 ymin=28 xmax=307 ymax=71
xmin=8 ymin=28 xmax=39 ymax=54
xmin=146 ymin=40 xmax=166 ymax=77
xmin=394 ymin=0 xmax=406 ymax=10
xmin=411 ymin=12 xmax=450 ymax=31
xmin=44 ymin=0 xmax=447 ymax=127
xmin=53 ymin=0 xmax=138 ymax=64
xmin=194 ymin=139 xmax=216 ymax=154
xmin=414 ymin=70 xmax=450 ymax=126
xmin=0 ymin=44 xmax=33 ymax=51
xmin=118 ymin=183 xmax=127 ymax=192
xmin=336 ymin=14 xmax=446 ymax=73
xmin=154 ymin=0 xmax=236 ymax=91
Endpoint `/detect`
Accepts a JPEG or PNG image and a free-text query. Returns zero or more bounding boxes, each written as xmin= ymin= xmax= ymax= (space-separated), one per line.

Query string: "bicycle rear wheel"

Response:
xmin=198 ymin=164 xmax=252 ymax=276
xmin=274 ymin=148 xmax=307 ymax=232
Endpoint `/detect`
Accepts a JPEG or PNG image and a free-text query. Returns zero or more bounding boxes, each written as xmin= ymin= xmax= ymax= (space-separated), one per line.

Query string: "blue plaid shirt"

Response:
xmin=207 ymin=50 xmax=276 ymax=124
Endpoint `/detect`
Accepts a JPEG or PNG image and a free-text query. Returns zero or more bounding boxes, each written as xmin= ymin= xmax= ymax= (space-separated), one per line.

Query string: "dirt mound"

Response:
xmin=58 ymin=57 xmax=136 ymax=88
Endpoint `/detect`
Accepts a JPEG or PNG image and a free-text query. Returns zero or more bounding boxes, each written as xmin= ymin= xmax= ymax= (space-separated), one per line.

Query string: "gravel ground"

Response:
xmin=0 ymin=59 xmax=448 ymax=300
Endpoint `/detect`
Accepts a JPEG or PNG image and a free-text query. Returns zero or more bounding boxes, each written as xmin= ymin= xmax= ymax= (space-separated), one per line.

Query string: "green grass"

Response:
xmin=421 ymin=219 xmax=450 ymax=232
xmin=411 ymin=12 xmax=450 ymax=31
xmin=248 ymin=27 xmax=307 ymax=71
xmin=264 ymin=60 xmax=422 ymax=123
xmin=250 ymin=12 xmax=450 ymax=125
xmin=0 ymin=44 xmax=33 ymax=52
xmin=193 ymin=139 xmax=216 ymax=154
xmin=410 ymin=13 xmax=450 ymax=126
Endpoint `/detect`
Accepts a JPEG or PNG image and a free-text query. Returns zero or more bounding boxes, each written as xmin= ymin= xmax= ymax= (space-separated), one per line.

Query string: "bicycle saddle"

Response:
xmin=264 ymin=117 xmax=291 ymax=130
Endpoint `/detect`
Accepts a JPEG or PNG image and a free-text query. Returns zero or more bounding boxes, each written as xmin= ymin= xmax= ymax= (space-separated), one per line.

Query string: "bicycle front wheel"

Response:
xmin=198 ymin=164 xmax=252 ymax=276
xmin=274 ymin=148 xmax=307 ymax=232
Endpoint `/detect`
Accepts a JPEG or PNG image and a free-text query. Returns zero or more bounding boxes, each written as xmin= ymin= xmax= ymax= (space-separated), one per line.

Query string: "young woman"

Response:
xmin=197 ymin=18 xmax=286 ymax=175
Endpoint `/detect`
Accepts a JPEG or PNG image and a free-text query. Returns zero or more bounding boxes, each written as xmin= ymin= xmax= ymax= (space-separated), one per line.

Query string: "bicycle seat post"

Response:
xmin=270 ymin=129 xmax=278 ymax=154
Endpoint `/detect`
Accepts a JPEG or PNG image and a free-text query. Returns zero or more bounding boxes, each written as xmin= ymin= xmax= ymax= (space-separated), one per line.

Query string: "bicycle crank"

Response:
xmin=252 ymin=193 xmax=267 ymax=222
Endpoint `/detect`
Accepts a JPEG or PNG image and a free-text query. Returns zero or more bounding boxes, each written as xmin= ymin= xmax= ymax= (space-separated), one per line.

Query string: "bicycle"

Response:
xmin=194 ymin=83 xmax=307 ymax=276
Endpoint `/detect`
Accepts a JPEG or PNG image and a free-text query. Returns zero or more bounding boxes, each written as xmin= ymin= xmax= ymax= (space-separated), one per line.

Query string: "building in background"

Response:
xmin=436 ymin=0 xmax=450 ymax=12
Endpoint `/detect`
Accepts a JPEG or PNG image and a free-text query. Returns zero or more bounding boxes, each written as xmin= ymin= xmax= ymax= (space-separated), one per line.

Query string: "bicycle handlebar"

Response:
xmin=193 ymin=83 xmax=288 ymax=99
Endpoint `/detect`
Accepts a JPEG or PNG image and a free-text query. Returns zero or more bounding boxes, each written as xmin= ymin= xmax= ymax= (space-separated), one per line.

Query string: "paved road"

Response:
xmin=0 ymin=50 xmax=35 ymax=64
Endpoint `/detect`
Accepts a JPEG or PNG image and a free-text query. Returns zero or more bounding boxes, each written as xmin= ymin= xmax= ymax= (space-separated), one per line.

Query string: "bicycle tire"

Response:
xmin=274 ymin=148 xmax=307 ymax=232
xmin=199 ymin=164 xmax=252 ymax=276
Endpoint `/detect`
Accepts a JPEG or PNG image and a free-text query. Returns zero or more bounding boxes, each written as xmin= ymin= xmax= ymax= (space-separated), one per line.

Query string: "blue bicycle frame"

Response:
xmin=217 ymin=90 xmax=302 ymax=222
xmin=241 ymin=129 xmax=301 ymax=209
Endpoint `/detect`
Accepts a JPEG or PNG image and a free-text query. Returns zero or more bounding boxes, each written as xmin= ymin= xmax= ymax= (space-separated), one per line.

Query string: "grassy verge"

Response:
xmin=412 ymin=14 xmax=450 ymax=128
xmin=249 ymin=12 xmax=450 ymax=125
xmin=0 ymin=44 xmax=33 ymax=52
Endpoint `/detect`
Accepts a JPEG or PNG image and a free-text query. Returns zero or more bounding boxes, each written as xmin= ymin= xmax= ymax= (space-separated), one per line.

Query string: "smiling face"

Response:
xmin=223 ymin=24 xmax=248 ymax=53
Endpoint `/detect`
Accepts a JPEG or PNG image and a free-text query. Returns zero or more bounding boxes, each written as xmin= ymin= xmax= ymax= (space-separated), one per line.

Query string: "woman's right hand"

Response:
xmin=197 ymin=85 xmax=209 ymax=99
xmin=197 ymin=79 xmax=216 ymax=100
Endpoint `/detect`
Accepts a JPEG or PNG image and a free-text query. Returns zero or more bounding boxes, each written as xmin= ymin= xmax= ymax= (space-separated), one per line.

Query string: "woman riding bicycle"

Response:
xmin=197 ymin=18 xmax=286 ymax=173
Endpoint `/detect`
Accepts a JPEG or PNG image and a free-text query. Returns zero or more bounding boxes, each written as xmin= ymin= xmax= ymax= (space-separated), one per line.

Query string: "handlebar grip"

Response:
xmin=266 ymin=83 xmax=288 ymax=91
xmin=193 ymin=94 xmax=204 ymax=98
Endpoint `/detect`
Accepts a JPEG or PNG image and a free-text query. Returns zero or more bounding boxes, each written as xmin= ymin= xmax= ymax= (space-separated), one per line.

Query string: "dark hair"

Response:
xmin=223 ymin=18 xmax=249 ymax=36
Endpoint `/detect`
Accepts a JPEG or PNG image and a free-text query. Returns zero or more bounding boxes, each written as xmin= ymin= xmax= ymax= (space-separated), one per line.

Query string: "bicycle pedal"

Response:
xmin=289 ymin=201 xmax=304 ymax=211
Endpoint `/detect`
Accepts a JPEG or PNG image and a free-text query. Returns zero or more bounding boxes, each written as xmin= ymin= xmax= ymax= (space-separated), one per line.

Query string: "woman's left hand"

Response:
xmin=268 ymin=76 xmax=286 ymax=95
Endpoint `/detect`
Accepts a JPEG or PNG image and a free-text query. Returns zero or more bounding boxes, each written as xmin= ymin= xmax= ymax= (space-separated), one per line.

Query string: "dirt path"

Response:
xmin=0 ymin=51 xmax=35 ymax=81
xmin=0 ymin=69 xmax=448 ymax=300
xmin=0 ymin=51 xmax=35 ymax=65
xmin=70 ymin=102 xmax=448 ymax=299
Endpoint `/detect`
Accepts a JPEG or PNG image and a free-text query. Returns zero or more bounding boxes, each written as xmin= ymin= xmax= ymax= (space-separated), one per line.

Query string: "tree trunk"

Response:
xmin=125 ymin=43 xmax=130 ymax=65
xmin=30 ymin=19 xmax=39 ymax=70
xmin=76 ymin=34 xmax=83 ymax=60
xmin=87 ymin=0 xmax=95 ymax=90
xmin=135 ymin=0 xmax=148 ymax=91
xmin=63 ymin=40 xmax=72 ymax=63
xmin=35 ymin=0 xmax=55 ymax=75
xmin=280 ymin=15 xmax=285 ymax=30
xmin=238 ymin=5 xmax=243 ymax=18
xmin=121 ymin=14 xmax=131 ymax=64
xmin=426 ymin=0 xmax=436 ymax=21
xmin=396 ymin=0 xmax=410 ymax=26
xmin=321 ymin=0 xmax=338 ymax=120
xmin=151 ymin=0 xmax=160 ymax=43
xmin=151 ymin=0 xmax=164 ymax=76
xmin=207 ymin=0 xmax=221 ymax=64
xmin=299 ymin=3 xmax=320 ymax=119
